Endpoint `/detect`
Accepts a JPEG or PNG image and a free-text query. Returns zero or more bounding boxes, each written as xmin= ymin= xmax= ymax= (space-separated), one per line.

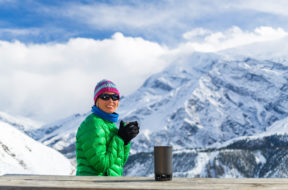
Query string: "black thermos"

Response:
xmin=154 ymin=146 xmax=172 ymax=181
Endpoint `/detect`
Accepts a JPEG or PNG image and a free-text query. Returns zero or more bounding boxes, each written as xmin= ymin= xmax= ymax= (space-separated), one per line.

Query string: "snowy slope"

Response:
xmin=29 ymin=113 xmax=88 ymax=165
xmin=0 ymin=114 xmax=75 ymax=175
xmin=213 ymin=116 xmax=288 ymax=149
xmin=118 ymin=53 xmax=221 ymax=132
xmin=0 ymin=112 xmax=43 ymax=138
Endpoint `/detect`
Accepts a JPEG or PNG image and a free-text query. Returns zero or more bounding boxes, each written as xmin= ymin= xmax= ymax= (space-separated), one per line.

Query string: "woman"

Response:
xmin=76 ymin=79 xmax=139 ymax=176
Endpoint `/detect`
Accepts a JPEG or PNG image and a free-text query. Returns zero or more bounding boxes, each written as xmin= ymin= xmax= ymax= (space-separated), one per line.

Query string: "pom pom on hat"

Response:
xmin=94 ymin=79 xmax=120 ymax=103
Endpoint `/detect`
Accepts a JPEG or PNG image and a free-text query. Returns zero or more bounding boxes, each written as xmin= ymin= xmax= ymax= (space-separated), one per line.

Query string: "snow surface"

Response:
xmin=0 ymin=115 xmax=75 ymax=175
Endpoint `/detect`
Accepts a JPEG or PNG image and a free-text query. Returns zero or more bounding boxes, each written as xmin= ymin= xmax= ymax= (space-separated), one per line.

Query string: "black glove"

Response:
xmin=118 ymin=120 xmax=140 ymax=145
xmin=125 ymin=121 xmax=139 ymax=138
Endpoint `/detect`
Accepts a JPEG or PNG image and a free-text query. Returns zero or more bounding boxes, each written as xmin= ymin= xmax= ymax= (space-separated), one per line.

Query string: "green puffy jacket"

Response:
xmin=76 ymin=113 xmax=130 ymax=176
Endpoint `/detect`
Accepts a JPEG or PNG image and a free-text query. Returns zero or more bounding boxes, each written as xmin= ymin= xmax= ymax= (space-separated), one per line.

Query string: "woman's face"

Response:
xmin=96 ymin=92 xmax=119 ymax=113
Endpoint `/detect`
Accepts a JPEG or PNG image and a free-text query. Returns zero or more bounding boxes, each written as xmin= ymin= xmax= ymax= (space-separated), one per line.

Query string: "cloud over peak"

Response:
xmin=180 ymin=26 xmax=288 ymax=52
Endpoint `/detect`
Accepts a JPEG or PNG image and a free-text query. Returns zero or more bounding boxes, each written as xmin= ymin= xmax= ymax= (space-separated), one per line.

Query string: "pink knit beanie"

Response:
xmin=94 ymin=79 xmax=120 ymax=103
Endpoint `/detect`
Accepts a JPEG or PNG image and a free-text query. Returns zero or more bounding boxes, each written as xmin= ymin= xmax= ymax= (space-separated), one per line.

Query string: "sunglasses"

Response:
xmin=99 ymin=93 xmax=120 ymax=101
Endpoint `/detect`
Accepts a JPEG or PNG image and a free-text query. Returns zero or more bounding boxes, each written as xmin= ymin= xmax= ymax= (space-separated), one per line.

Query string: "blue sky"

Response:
xmin=1 ymin=0 xmax=288 ymax=45
xmin=1 ymin=0 xmax=288 ymax=123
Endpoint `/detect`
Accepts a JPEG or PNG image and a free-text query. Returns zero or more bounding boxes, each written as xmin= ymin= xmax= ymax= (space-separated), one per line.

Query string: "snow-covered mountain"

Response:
xmin=118 ymin=53 xmax=288 ymax=154
xmin=0 ymin=112 xmax=75 ymax=175
xmin=25 ymin=37 xmax=288 ymax=177
xmin=30 ymin=113 xmax=88 ymax=165
xmin=0 ymin=112 xmax=43 ymax=138
xmin=125 ymin=116 xmax=288 ymax=177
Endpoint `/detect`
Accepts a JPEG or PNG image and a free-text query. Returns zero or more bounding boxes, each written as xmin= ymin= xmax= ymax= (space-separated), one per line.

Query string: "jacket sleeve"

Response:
xmin=77 ymin=118 xmax=125 ymax=173
xmin=123 ymin=143 xmax=131 ymax=164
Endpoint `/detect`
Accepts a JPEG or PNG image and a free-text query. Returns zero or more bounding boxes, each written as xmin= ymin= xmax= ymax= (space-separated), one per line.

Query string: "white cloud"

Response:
xmin=182 ymin=28 xmax=211 ymax=41
xmin=58 ymin=1 xmax=216 ymax=30
xmin=180 ymin=26 xmax=288 ymax=52
xmin=235 ymin=0 xmax=288 ymax=16
xmin=1 ymin=26 xmax=288 ymax=123
xmin=0 ymin=33 xmax=169 ymax=122
xmin=60 ymin=0 xmax=288 ymax=32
